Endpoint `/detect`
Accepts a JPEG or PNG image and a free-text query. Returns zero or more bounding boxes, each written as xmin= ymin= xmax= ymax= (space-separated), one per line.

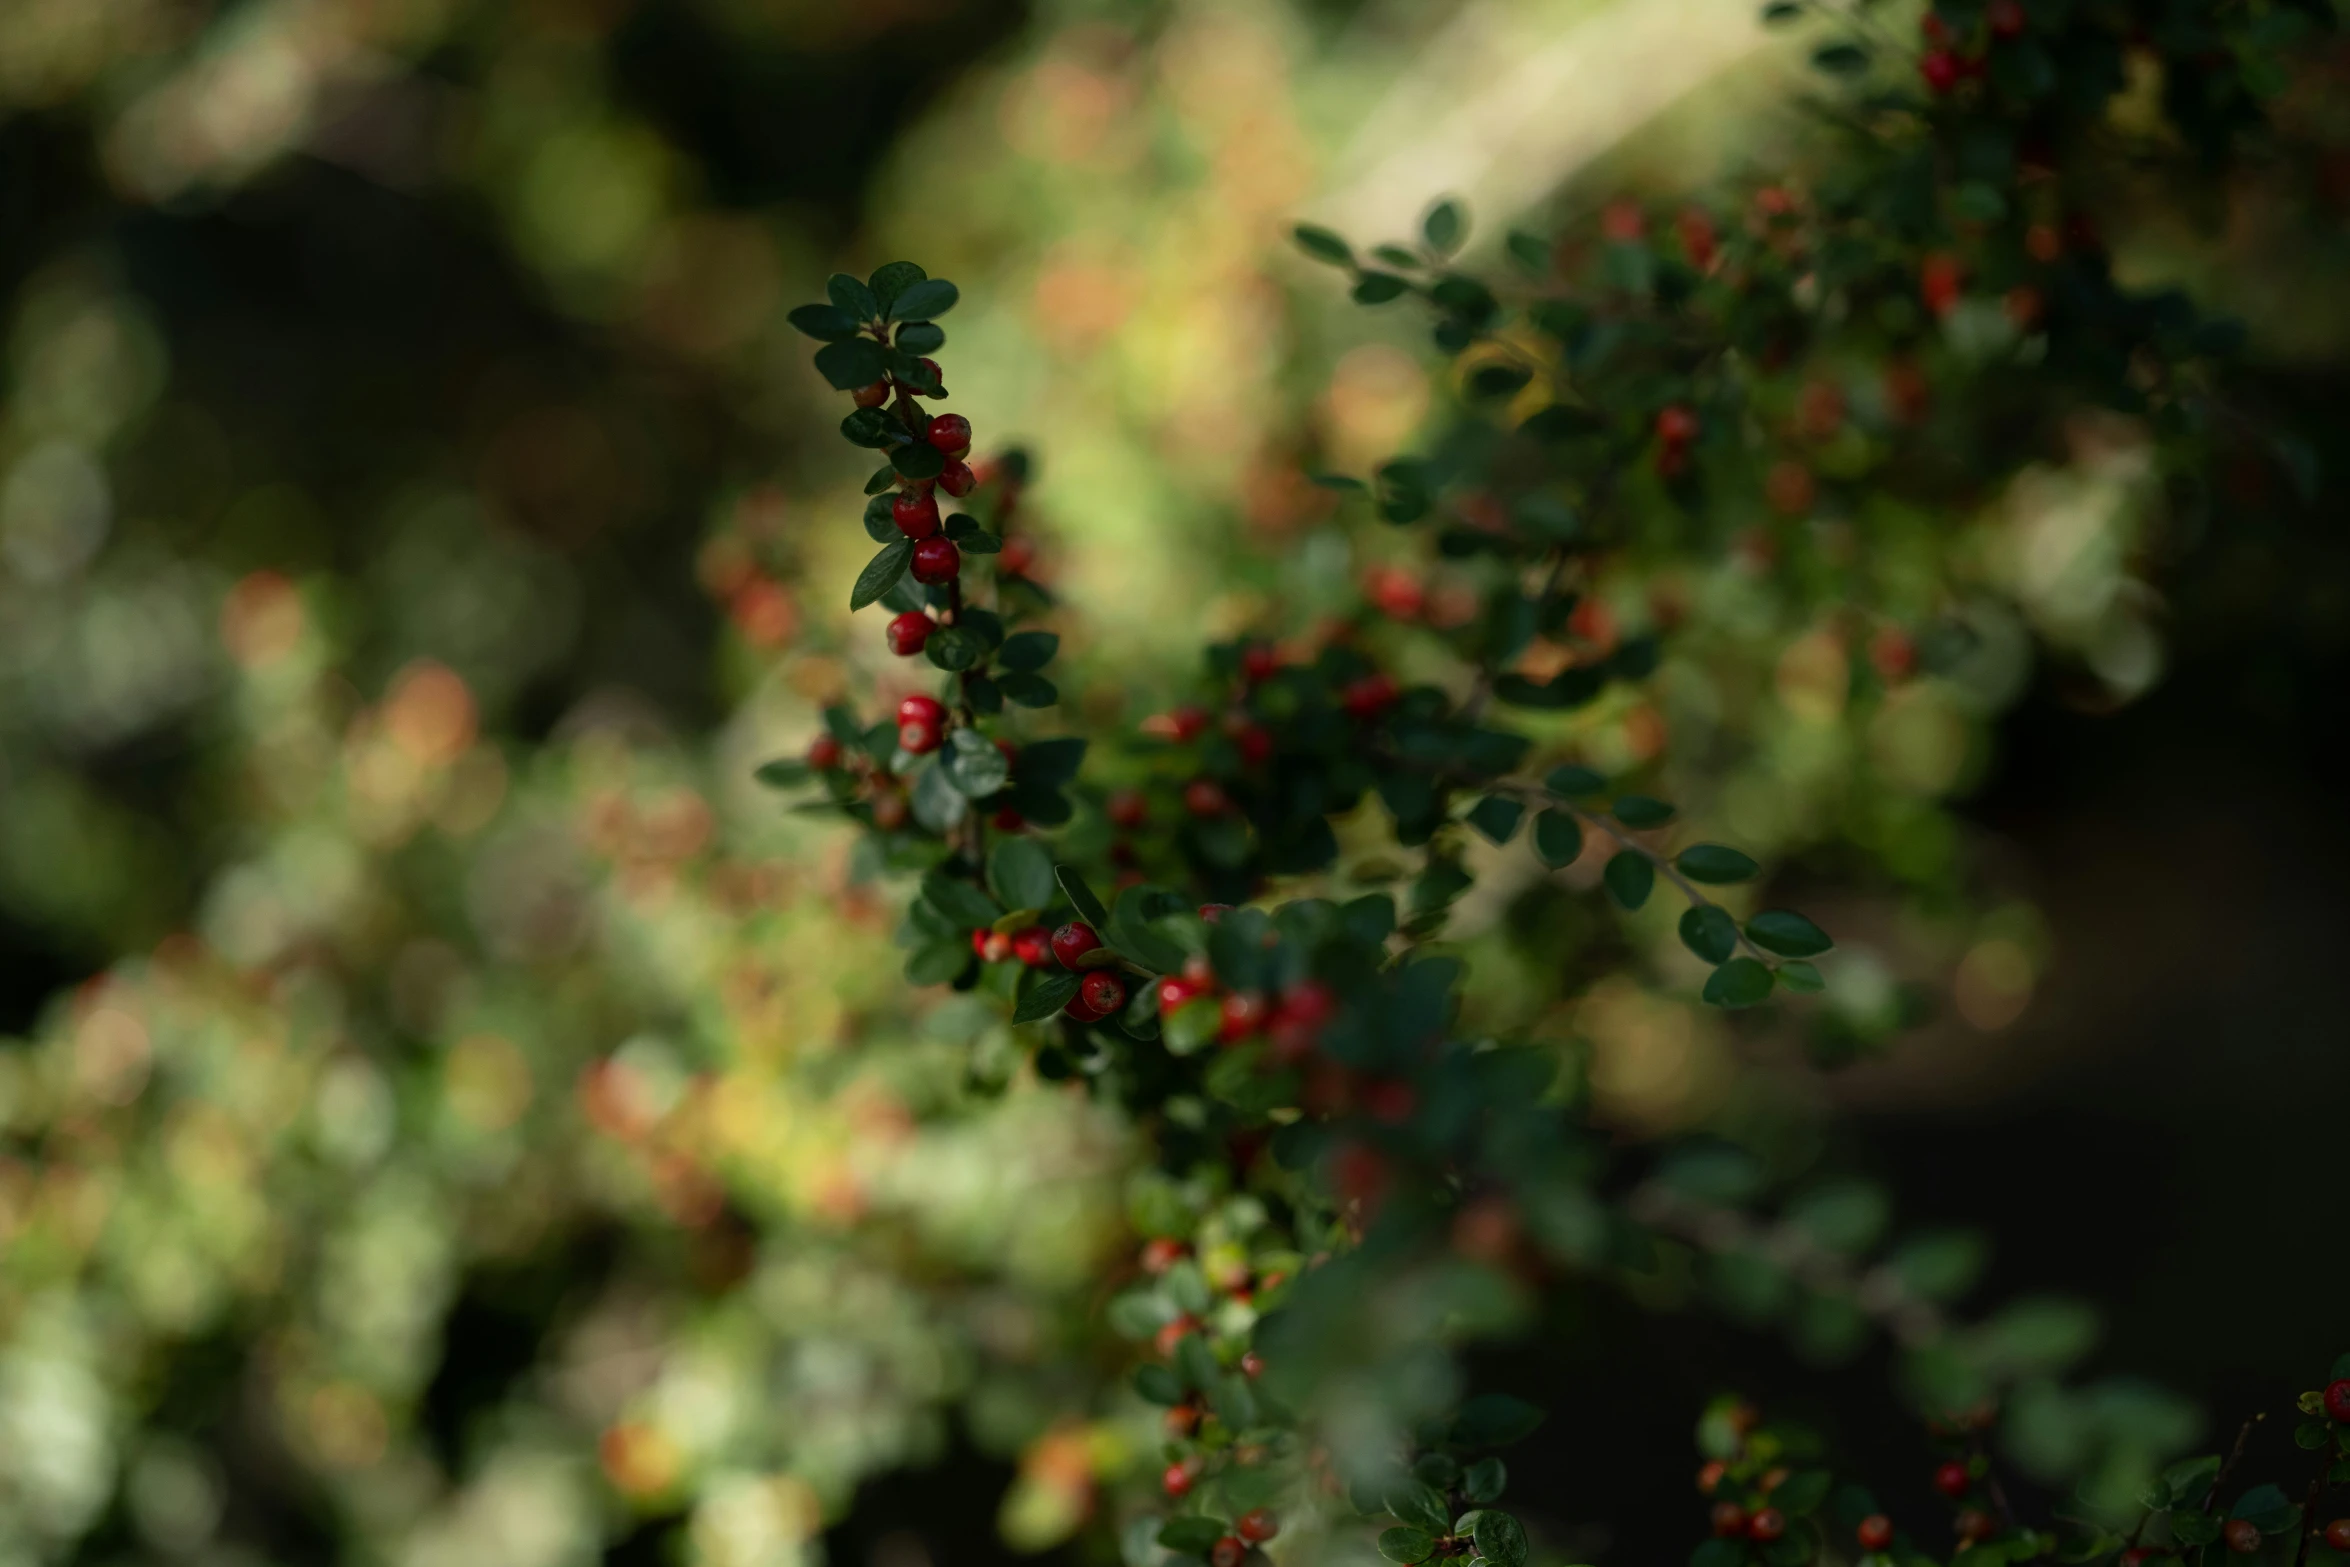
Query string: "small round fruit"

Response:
xmin=1183 ymin=778 xmax=1228 ymax=816
xmin=927 ymin=413 xmax=972 ymax=456
xmin=1079 ymin=970 xmax=1127 ymax=1015
xmin=1210 ymin=1538 xmax=1245 ymax=1567
xmin=1050 ymin=921 xmax=1102 ymax=969
xmin=1157 ymin=975 xmax=1208 ymax=1014
xmin=938 ymin=458 xmax=976 ymax=497
xmin=1010 ymin=926 xmax=1052 ymax=966
xmin=1920 ymin=48 xmax=1961 ymax=93
xmin=973 ymin=929 xmax=1012 ymax=963
xmin=1163 ymin=1402 xmax=1200 ymax=1437
xmin=992 ymin=807 xmax=1024 ymax=831
xmin=1749 ymin=1510 xmax=1786 ymax=1543
xmin=1933 ymin=1460 xmax=1970 ymax=1499
xmin=1341 ymin=673 xmax=1398 ymax=718
xmin=893 ymin=490 xmax=941 ymax=539
xmin=898 ymin=718 xmax=941 ymax=755
xmin=911 ymin=536 xmax=960 ymax=584
xmin=1655 ymin=405 xmax=1699 ymax=445
xmin=1161 ymin=1463 xmax=1193 ymax=1499
xmin=1238 ymin=1509 xmax=1278 ymax=1544
xmin=885 ymin=611 xmax=934 ymax=657
xmin=998 ymin=537 xmax=1036 ymax=576
xmin=1198 ymin=903 xmax=1232 ymax=923
xmin=1233 ymin=723 xmax=1272 ymax=765
xmin=870 ymin=792 xmax=908 ymax=831
xmin=1711 ymin=1503 xmax=1748 ymax=1538
xmin=1140 ymin=1237 xmax=1184 ymax=1273
xmin=1241 ymin=642 xmax=1279 ymax=682
xmin=1062 ymin=993 xmax=1108 ymax=1024
xmin=1239 ymin=1351 xmax=1263 ymax=1378
xmin=1987 ymin=0 xmax=2024 ymax=36
xmin=1107 ymin=789 xmax=1148 ymax=830
xmin=2323 ymin=1520 xmax=2350 ymax=1552
xmin=2224 ymin=1522 xmax=2260 ymax=1555
xmin=909 ymin=358 xmax=947 ymax=396
xmin=1954 ymin=1510 xmax=1993 ymax=1544
xmin=1219 ymin=991 xmax=1267 ymax=1043
xmin=1857 ymin=1515 xmax=1894 ymax=1552
xmin=2326 ymin=1379 xmax=2350 ymax=1422
xmin=808 ymin=734 xmax=842 ymax=770
xmin=1696 ymin=1460 xmax=1726 ymax=1494
xmin=1168 ymin=705 xmax=1210 ymax=742
xmin=852 ymin=380 xmax=890 ymax=408
xmin=898 ymin=694 xmax=945 ymax=728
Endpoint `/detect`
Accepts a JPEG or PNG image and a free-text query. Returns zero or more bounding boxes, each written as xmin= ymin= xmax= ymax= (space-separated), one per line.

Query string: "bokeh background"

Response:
xmin=2 ymin=1 xmax=2346 ymax=1565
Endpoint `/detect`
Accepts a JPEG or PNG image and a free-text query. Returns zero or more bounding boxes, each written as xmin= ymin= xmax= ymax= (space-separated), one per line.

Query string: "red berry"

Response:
xmin=852 ymin=380 xmax=890 ymax=408
xmin=870 ymin=791 xmax=908 ymax=831
xmin=1209 ymin=1538 xmax=1245 ymax=1567
xmin=2223 ymin=1521 xmax=2260 ymax=1555
xmin=927 ymin=413 xmax=972 ymax=456
xmin=2323 ymin=1520 xmax=2350 ymax=1552
xmin=1955 ymin=1510 xmax=1993 ymax=1544
xmin=1157 ymin=975 xmax=1208 ymax=1014
xmin=886 ymin=611 xmax=934 ymax=657
xmin=808 ymin=735 xmax=842 ymax=770
xmin=1933 ymin=1460 xmax=1970 ymax=1499
xmin=911 ymin=536 xmax=960 ymax=584
xmin=1241 ymin=642 xmax=1279 ymax=682
xmin=2326 ymin=1379 xmax=2350 ymax=1422
xmin=893 ymin=490 xmax=941 ymax=539
xmin=1921 ymin=253 xmax=1964 ymax=317
xmin=1697 ymin=1461 xmax=1726 ymax=1495
xmin=1233 ymin=724 xmax=1272 ymax=766
xmin=1183 ymin=778 xmax=1228 ymax=816
xmin=1987 ymin=0 xmax=2023 ymax=37
xmin=1857 ymin=1515 xmax=1894 ymax=1552
xmin=1676 ymin=207 xmax=1718 ymax=269
xmin=1010 ymin=926 xmax=1052 ymax=966
xmin=1749 ymin=1510 xmax=1786 ymax=1543
xmin=1050 ymin=921 xmax=1102 ymax=969
xmin=898 ymin=694 xmax=945 ymax=728
xmin=1169 ymin=705 xmax=1210 ymax=742
xmin=1161 ymin=1463 xmax=1194 ymax=1499
xmin=973 ymin=929 xmax=1013 ymax=963
xmin=908 ymin=358 xmax=946 ymax=396
xmin=1364 ymin=565 xmax=1424 ymax=620
xmin=1219 ymin=991 xmax=1266 ymax=1044
xmin=1063 ymin=991 xmax=1109 ymax=1024
xmin=1921 ymin=10 xmax=1951 ymax=43
xmin=1601 ymin=200 xmax=1644 ymax=243
xmin=1655 ymin=404 xmax=1699 ymax=445
xmin=1238 ymin=1509 xmax=1278 ymax=1544
xmin=938 ymin=458 xmax=975 ymax=497
xmin=993 ymin=807 xmax=1024 ymax=831
xmin=1198 ymin=903 xmax=1232 ymax=923
xmin=1163 ymin=1402 xmax=1200 ymax=1437
xmin=898 ymin=719 xmax=941 ymax=755
xmin=1341 ymin=673 xmax=1398 ymax=718
xmin=1239 ymin=1351 xmax=1263 ymax=1378
xmin=1712 ymin=1503 xmax=1748 ymax=1538
xmin=998 ymin=537 xmax=1036 ymax=577
xmin=1107 ymin=789 xmax=1148 ymax=829
xmin=1079 ymin=970 xmax=1127 ymax=1015
xmin=1140 ymin=1237 xmax=1185 ymax=1273
xmin=1920 ymin=49 xmax=1961 ymax=93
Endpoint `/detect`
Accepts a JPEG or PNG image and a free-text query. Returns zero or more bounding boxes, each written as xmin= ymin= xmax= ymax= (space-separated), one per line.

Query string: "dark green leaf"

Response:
xmin=788 ymin=303 xmax=860 ymax=340
xmin=827 ymin=273 xmax=879 ymax=321
xmin=944 ymin=729 xmax=1012 ymax=797
xmin=1353 ymin=273 xmax=1412 ymax=305
xmin=1812 ymin=41 xmax=1870 ymax=74
xmin=1463 ymin=1458 xmax=1506 ymax=1504
xmin=958 ymin=530 xmax=1002 ymax=554
xmin=1012 ymin=968 xmax=1080 ymax=1023
xmin=754 ymin=758 xmax=812 ymax=789
xmin=1506 ymin=231 xmax=1548 ymax=273
xmin=1746 ymin=910 xmax=1832 ymax=957
xmin=1703 ymin=957 xmax=1775 ymax=1009
xmin=866 ymin=261 xmax=926 ymax=315
xmin=999 ymin=631 xmax=1060 ymax=672
xmin=1309 ymin=472 xmax=1365 ymax=491
xmin=1760 ymin=0 xmax=1803 ymax=23
xmin=1603 ymin=850 xmax=1654 ymax=911
xmin=1545 ymin=764 xmax=1606 ymax=796
xmin=1423 ymin=199 xmax=1466 ymax=256
xmin=998 ymin=672 xmax=1058 ymax=708
xmin=920 ymin=870 xmax=999 ymax=929
xmin=1453 ymin=1394 xmax=1545 ymax=1447
xmin=987 ymin=837 xmax=1057 ymax=913
xmin=905 ymin=941 xmax=971 ymax=985
xmin=1018 ymin=738 xmax=1086 ymax=784
xmin=894 ymin=320 xmax=945 ymax=354
xmin=891 ymin=442 xmax=946 ymax=480
xmin=1132 ymin=1363 xmax=1183 ymax=1405
xmin=1532 ymin=809 xmax=1583 ymax=869
xmin=1385 ymin=1482 xmax=1451 ymax=1534
xmin=1378 ymin=1530 xmax=1436 ymax=1565
xmin=926 ymin=626 xmax=983 ymax=672
xmin=965 ymin=674 xmax=1002 ymax=715
xmin=1056 ymin=865 xmax=1110 ymax=929
xmin=2231 ymin=1484 xmax=2299 ymax=1534
xmin=1611 ymin=795 xmax=1675 ymax=829
xmin=1469 ymin=1511 xmax=1527 ymax=1567
xmin=1679 ymin=905 xmax=1738 ymax=964
xmin=863 ymin=494 xmax=898 ymax=540
xmin=910 ymin=758 xmax=966 ymax=832
xmin=890 ymin=278 xmax=959 ymax=321
xmin=1466 ymin=364 xmax=1532 ymax=401
xmin=1467 ymin=795 xmax=1524 ymax=845
xmin=1678 ymin=844 xmax=1760 ymax=884
xmin=1776 ymin=961 xmax=1824 ymax=993
xmin=815 ymin=338 xmax=887 ymax=391
xmin=1773 ymin=1471 xmax=1833 ymax=1516
xmin=841 ymin=407 xmax=895 ymax=448
xmin=1292 ymin=224 xmax=1354 ymax=266
xmin=864 ymin=466 xmax=898 ymax=496
xmin=1159 ymin=1519 xmax=1227 ymax=1555
xmin=2171 ymin=1515 xmax=2221 ymax=1548
xmin=851 ymin=539 xmax=913 ymax=611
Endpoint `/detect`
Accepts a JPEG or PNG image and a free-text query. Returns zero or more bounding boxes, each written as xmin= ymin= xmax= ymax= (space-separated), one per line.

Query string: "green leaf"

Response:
xmin=1603 ymin=851 xmax=1654 ymax=911
xmin=987 ymin=837 xmax=1057 ymax=913
xmin=1467 ymin=795 xmax=1524 ymax=845
xmin=1309 ymin=472 xmax=1365 ymax=491
xmin=998 ymin=672 xmax=1058 ymax=708
xmin=1385 ymin=1482 xmax=1451 ymax=1534
xmin=920 ymin=869 xmax=1001 ymax=929
xmin=1012 ymin=968 xmax=1080 ymax=1023
xmin=1772 ymin=1471 xmax=1833 ymax=1516
xmin=1679 ymin=905 xmax=1739 ymax=964
xmin=1353 ymin=272 xmax=1411 ymax=305
xmin=1611 ymin=795 xmax=1675 ymax=829
xmin=1746 ymin=910 xmax=1832 ymax=957
xmin=864 ymin=467 xmax=898 ymax=497
xmin=1532 ymin=809 xmax=1583 ymax=869
xmin=910 ymin=759 xmax=966 ymax=832
xmin=1463 ymin=1458 xmax=1506 ymax=1504
xmin=827 ymin=273 xmax=879 ymax=321
xmin=788 ymin=303 xmax=860 ymax=340
xmin=1018 ymin=738 xmax=1085 ymax=784
xmin=1106 ymin=886 xmax=1188 ymax=975
xmin=1164 ymin=995 xmax=1220 ymax=1055
xmin=1293 ymin=224 xmax=1353 ymax=266
xmin=1892 ymin=1231 xmax=1987 ymax=1302
xmin=1506 ymin=231 xmax=1548 ymax=272
xmin=1379 ymin=1529 xmax=1436 ymax=1565
xmin=1423 ymin=199 xmax=1466 ymax=256
xmin=1453 ymin=1393 xmax=1545 ymax=1447
xmin=999 ymin=631 xmax=1060 ymax=672
xmin=866 ymin=261 xmax=926 ymax=316
xmin=944 ymin=729 xmax=1012 ymax=797
xmin=1159 ymin=1519 xmax=1227 ymax=1555
xmin=1469 ymin=1510 xmax=1527 ymax=1567
xmin=890 ymin=278 xmax=958 ymax=321
xmin=891 ymin=441 xmax=946 ymax=480
xmin=1703 ymin=957 xmax=1775 ymax=1008
xmin=814 ymin=337 xmax=887 ymax=390
xmin=1760 ymin=0 xmax=1803 ymax=23
xmin=1677 ymin=844 xmax=1759 ymax=884
xmin=1776 ymin=961 xmax=1824 ymax=993
xmin=840 ymin=406 xmax=895 ymax=448
xmin=851 ymin=539 xmax=913 ymax=611
xmin=2297 ymin=1421 xmax=2330 ymax=1450
xmin=1132 ymin=1363 xmax=1183 ymax=1405
xmin=1545 ymin=765 xmax=1606 ymax=796
xmin=905 ymin=941 xmax=971 ymax=985
xmin=958 ymin=530 xmax=1002 ymax=554
xmin=894 ymin=320 xmax=945 ymax=355
xmin=2171 ymin=1514 xmax=2221 ymax=1548
xmin=754 ymin=758 xmax=812 ymax=789
xmin=1812 ymin=41 xmax=1870 ymax=74
xmin=925 ymin=626 xmax=983 ymax=672
xmin=1056 ymin=865 xmax=1110 ymax=929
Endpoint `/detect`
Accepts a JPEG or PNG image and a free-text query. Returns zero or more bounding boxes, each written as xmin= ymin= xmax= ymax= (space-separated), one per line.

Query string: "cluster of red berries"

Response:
xmin=1654 ymin=403 xmax=1698 ymax=477
xmin=876 ymin=413 xmax=977 ymax=659
xmin=1154 ymin=950 xmax=1336 ymax=1060
xmin=1918 ymin=2 xmax=2025 ymax=94
xmin=989 ymin=918 xmax=1130 ymax=1022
